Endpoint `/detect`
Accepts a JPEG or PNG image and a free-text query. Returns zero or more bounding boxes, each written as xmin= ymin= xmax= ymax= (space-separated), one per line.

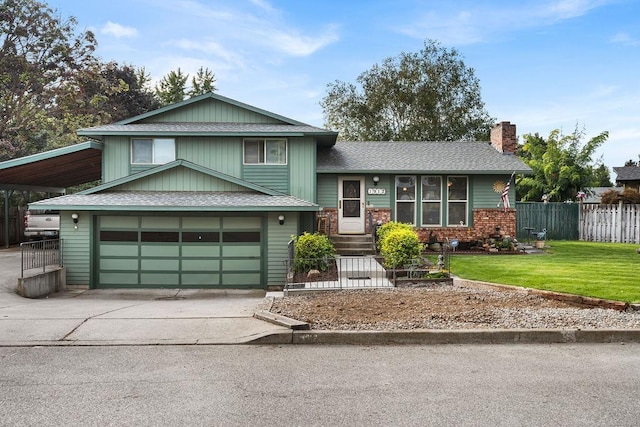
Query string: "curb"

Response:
xmin=248 ymin=329 xmax=640 ymax=345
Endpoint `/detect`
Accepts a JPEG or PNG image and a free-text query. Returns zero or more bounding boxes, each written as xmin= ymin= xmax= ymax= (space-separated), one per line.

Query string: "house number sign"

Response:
xmin=368 ymin=188 xmax=386 ymax=195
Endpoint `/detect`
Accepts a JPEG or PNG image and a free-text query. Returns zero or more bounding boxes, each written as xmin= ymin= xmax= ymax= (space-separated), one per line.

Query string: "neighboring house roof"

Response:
xmin=583 ymin=187 xmax=623 ymax=203
xmin=613 ymin=166 xmax=640 ymax=181
xmin=28 ymin=191 xmax=319 ymax=212
xmin=316 ymin=141 xmax=532 ymax=174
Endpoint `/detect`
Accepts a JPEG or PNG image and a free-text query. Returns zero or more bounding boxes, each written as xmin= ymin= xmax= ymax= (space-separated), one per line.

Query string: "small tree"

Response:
xmin=376 ymin=221 xmax=414 ymax=251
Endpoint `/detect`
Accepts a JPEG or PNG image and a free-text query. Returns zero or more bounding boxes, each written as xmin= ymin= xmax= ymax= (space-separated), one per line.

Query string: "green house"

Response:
xmin=19 ymin=93 xmax=530 ymax=289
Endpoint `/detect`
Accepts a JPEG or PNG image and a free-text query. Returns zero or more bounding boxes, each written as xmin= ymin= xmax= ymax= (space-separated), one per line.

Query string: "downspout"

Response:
xmin=3 ymin=190 xmax=9 ymax=248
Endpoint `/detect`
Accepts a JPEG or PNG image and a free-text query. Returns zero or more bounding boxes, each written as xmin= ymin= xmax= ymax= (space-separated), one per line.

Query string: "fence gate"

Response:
xmin=516 ymin=202 xmax=579 ymax=241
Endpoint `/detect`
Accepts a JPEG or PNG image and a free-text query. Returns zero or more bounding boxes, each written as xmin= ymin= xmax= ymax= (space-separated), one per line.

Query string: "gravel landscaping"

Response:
xmin=268 ymin=284 xmax=640 ymax=330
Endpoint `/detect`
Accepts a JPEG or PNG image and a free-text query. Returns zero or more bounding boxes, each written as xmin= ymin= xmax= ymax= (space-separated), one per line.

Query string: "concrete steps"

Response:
xmin=331 ymin=234 xmax=376 ymax=256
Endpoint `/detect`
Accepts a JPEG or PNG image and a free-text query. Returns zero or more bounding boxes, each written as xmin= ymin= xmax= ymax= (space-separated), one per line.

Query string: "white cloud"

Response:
xmin=610 ymin=32 xmax=639 ymax=46
xmin=101 ymin=21 xmax=138 ymax=38
xmin=255 ymin=26 xmax=340 ymax=57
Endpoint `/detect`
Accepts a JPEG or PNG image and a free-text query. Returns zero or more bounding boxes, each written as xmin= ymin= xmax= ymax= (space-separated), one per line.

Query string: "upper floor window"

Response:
xmin=243 ymin=139 xmax=287 ymax=165
xmin=132 ymin=138 xmax=175 ymax=164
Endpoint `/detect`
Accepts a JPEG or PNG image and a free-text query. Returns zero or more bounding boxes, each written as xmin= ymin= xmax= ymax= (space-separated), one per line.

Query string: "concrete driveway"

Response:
xmin=0 ymin=247 xmax=288 ymax=346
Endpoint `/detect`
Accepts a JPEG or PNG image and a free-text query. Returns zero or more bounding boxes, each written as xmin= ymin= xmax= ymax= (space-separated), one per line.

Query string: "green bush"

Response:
xmin=292 ymin=232 xmax=336 ymax=272
xmin=376 ymin=221 xmax=414 ymax=251
xmin=380 ymin=228 xmax=421 ymax=269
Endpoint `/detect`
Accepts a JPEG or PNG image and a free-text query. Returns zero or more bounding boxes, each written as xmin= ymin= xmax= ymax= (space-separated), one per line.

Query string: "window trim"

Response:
xmin=131 ymin=138 xmax=176 ymax=165
xmin=243 ymin=138 xmax=288 ymax=165
xmin=446 ymin=175 xmax=468 ymax=226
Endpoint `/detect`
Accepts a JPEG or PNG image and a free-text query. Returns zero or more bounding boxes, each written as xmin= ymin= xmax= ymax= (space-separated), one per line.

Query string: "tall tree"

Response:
xmin=155 ymin=68 xmax=188 ymax=106
xmin=321 ymin=39 xmax=494 ymax=141
xmin=189 ymin=66 xmax=216 ymax=97
xmin=0 ymin=0 xmax=97 ymax=160
xmin=516 ymin=126 xmax=609 ymax=202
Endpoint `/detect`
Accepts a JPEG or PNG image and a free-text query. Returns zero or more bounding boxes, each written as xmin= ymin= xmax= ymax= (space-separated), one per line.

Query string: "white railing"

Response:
xmin=580 ymin=203 xmax=640 ymax=244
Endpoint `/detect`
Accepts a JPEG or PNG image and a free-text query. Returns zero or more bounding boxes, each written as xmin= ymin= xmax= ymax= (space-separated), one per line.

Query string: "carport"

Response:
xmin=0 ymin=142 xmax=102 ymax=247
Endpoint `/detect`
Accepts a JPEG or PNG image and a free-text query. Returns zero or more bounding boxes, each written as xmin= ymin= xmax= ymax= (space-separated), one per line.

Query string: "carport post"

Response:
xmin=3 ymin=190 xmax=9 ymax=248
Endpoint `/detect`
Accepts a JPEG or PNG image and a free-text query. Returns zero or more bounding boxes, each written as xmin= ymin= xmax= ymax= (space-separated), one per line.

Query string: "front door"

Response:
xmin=338 ymin=177 xmax=365 ymax=234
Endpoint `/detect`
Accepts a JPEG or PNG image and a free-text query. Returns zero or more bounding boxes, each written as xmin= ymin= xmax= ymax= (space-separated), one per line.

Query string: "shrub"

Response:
xmin=600 ymin=188 xmax=640 ymax=204
xmin=376 ymin=221 xmax=414 ymax=251
xmin=380 ymin=228 xmax=421 ymax=269
xmin=292 ymin=232 xmax=335 ymax=272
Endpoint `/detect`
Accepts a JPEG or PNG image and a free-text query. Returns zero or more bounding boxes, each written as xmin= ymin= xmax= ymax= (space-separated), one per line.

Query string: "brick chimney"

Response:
xmin=490 ymin=121 xmax=517 ymax=154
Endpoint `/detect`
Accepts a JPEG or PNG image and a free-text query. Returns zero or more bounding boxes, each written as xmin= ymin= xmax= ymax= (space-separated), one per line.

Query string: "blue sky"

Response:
xmin=46 ymin=0 xmax=639 ymax=175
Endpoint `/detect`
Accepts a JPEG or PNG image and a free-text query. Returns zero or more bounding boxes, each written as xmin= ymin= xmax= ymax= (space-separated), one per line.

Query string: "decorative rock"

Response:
xmin=307 ymin=269 xmax=320 ymax=278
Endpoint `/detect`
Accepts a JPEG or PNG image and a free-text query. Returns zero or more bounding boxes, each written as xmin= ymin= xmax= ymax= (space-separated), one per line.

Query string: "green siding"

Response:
xmin=267 ymin=211 xmax=298 ymax=286
xmin=60 ymin=212 xmax=91 ymax=285
xmin=103 ymin=136 xmax=131 ymax=182
xmin=177 ymin=136 xmax=242 ymax=177
xmin=472 ymin=174 xmax=511 ymax=207
xmin=365 ymin=174 xmax=392 ymax=208
xmin=288 ymin=138 xmax=316 ymax=201
xmin=242 ymin=165 xmax=288 ymax=193
xmin=140 ymin=98 xmax=288 ymax=124
xmin=113 ymin=166 xmax=248 ymax=192
xmin=317 ymin=174 xmax=337 ymax=206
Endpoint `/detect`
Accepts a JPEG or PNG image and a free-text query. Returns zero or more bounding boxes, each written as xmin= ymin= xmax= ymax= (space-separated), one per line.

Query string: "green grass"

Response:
xmin=447 ymin=241 xmax=640 ymax=303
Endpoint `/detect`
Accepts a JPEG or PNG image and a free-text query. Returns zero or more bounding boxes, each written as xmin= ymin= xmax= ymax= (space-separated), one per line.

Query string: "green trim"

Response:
xmin=32 ymin=204 xmax=321 ymax=212
xmin=80 ymin=159 xmax=285 ymax=196
xmin=0 ymin=141 xmax=102 ymax=170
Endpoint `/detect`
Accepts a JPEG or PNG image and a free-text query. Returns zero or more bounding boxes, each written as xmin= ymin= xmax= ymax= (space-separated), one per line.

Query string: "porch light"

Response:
xmin=278 ymin=214 xmax=285 ymax=225
xmin=71 ymin=213 xmax=79 ymax=230
xmin=372 ymin=176 xmax=380 ymax=186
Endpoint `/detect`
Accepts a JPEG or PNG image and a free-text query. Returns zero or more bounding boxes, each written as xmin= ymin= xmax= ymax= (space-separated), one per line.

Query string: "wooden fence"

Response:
xmin=579 ymin=203 xmax=640 ymax=244
xmin=515 ymin=202 xmax=579 ymax=241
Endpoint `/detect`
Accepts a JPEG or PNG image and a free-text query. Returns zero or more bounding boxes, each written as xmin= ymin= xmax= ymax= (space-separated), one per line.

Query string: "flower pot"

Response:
xmin=535 ymin=240 xmax=545 ymax=249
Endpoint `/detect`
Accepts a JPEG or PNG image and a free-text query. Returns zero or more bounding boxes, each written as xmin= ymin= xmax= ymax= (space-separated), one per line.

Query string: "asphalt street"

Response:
xmin=1 ymin=344 xmax=639 ymax=426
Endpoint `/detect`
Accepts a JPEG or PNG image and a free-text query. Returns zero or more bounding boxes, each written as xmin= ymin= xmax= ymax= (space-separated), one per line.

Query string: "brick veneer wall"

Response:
xmin=317 ymin=207 xmax=515 ymax=243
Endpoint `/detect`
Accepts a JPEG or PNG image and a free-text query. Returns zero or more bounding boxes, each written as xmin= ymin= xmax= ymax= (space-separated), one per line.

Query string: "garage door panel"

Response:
xmin=223 ymin=217 xmax=260 ymax=228
xmin=182 ymin=259 xmax=220 ymax=271
xmin=223 ymin=246 xmax=260 ymax=257
xmin=100 ymin=245 xmax=138 ymax=257
xmin=182 ymin=246 xmax=220 ymax=257
xmin=101 ymin=216 xmax=138 ymax=228
xmin=141 ymin=216 xmax=179 ymax=228
xmin=181 ymin=274 xmax=220 ymax=285
xmin=100 ymin=272 xmax=139 ymax=285
xmin=223 ymin=258 xmax=260 ymax=270
xmin=182 ymin=217 xmax=220 ymax=228
xmin=101 ymin=258 xmax=139 ymax=270
xmin=141 ymin=259 xmax=180 ymax=271
xmin=141 ymin=245 xmax=180 ymax=257
xmin=222 ymin=273 xmax=261 ymax=286
xmin=140 ymin=273 xmax=179 ymax=286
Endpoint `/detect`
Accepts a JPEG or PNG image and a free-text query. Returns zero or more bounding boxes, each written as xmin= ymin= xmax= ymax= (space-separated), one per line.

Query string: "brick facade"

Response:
xmin=318 ymin=207 xmax=516 ymax=244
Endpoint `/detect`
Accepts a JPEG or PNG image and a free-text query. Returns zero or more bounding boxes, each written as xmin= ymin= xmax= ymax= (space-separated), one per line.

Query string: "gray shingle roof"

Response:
xmin=78 ymin=122 xmax=334 ymax=135
xmin=316 ymin=141 xmax=532 ymax=174
xmin=613 ymin=166 xmax=640 ymax=181
xmin=29 ymin=191 xmax=319 ymax=212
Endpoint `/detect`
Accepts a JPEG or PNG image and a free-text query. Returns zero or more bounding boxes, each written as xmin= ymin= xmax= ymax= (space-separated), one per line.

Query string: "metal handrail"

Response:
xmin=20 ymin=239 xmax=62 ymax=278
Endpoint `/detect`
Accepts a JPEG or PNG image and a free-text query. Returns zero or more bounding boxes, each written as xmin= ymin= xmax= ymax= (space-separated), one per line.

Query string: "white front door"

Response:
xmin=338 ymin=176 xmax=365 ymax=234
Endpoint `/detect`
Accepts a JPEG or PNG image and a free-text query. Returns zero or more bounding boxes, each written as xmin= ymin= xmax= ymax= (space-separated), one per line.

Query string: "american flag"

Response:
xmin=501 ymin=172 xmax=515 ymax=211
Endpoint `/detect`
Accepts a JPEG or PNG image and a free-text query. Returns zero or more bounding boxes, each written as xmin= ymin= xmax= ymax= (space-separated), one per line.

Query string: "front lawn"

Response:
xmin=449 ymin=241 xmax=640 ymax=303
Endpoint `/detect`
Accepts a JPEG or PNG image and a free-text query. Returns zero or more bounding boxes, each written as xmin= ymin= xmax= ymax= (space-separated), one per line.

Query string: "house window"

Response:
xmin=243 ymin=139 xmax=287 ymax=164
xmin=421 ymin=176 xmax=442 ymax=226
xmin=131 ymin=138 xmax=175 ymax=164
xmin=395 ymin=176 xmax=416 ymax=224
xmin=447 ymin=176 xmax=468 ymax=226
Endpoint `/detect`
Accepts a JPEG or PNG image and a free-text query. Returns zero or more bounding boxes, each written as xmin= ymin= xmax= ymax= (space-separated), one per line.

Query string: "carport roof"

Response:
xmin=0 ymin=142 xmax=103 ymax=192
